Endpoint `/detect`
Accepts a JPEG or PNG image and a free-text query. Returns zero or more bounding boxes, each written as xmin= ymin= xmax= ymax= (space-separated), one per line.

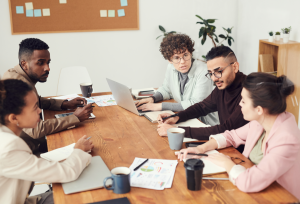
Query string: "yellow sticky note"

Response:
xmin=100 ymin=10 xmax=107 ymax=17
xmin=59 ymin=0 xmax=67 ymax=4
xmin=43 ymin=8 xmax=50 ymax=16
xmin=108 ymin=10 xmax=115 ymax=17
xmin=25 ymin=2 xmax=33 ymax=10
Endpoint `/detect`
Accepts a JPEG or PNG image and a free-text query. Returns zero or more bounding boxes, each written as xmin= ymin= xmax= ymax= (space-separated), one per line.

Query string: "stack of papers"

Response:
xmin=129 ymin=158 xmax=178 ymax=190
xmin=90 ymin=95 xmax=117 ymax=107
xmin=50 ymin=94 xmax=95 ymax=104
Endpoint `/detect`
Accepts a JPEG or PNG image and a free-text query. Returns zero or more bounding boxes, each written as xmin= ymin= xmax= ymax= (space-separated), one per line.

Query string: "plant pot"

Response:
xmin=283 ymin=34 xmax=290 ymax=43
xmin=275 ymin=35 xmax=280 ymax=41
xmin=268 ymin=36 xmax=274 ymax=42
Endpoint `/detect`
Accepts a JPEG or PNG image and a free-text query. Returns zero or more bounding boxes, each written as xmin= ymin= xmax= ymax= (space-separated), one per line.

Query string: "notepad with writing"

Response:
xmin=175 ymin=150 xmax=226 ymax=175
xmin=144 ymin=110 xmax=175 ymax=123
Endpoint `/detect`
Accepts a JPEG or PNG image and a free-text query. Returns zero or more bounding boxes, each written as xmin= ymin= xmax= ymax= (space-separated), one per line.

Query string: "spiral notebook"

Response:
xmin=143 ymin=110 xmax=175 ymax=123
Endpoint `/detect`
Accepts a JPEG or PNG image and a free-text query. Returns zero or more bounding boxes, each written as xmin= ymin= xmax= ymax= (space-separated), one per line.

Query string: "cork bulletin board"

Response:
xmin=8 ymin=0 xmax=139 ymax=34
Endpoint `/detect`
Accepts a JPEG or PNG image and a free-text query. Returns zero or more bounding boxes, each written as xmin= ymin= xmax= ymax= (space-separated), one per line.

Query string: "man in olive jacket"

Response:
xmin=2 ymin=38 xmax=93 ymax=152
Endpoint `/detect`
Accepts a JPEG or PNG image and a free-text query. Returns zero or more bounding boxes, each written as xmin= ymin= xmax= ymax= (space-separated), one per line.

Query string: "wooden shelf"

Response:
xmin=258 ymin=39 xmax=300 ymax=124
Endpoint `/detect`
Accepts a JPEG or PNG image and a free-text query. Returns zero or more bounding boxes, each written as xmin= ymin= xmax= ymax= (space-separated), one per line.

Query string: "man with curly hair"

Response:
xmin=157 ymin=46 xmax=248 ymax=152
xmin=135 ymin=33 xmax=219 ymax=126
xmin=2 ymin=38 xmax=93 ymax=153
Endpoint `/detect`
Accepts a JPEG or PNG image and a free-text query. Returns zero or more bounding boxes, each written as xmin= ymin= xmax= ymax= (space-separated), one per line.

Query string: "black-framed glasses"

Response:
xmin=205 ymin=62 xmax=235 ymax=79
xmin=171 ymin=53 xmax=191 ymax=64
xmin=231 ymin=157 xmax=245 ymax=165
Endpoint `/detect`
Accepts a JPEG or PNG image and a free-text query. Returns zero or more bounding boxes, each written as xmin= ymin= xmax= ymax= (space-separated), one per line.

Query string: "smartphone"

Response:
xmin=185 ymin=142 xmax=206 ymax=148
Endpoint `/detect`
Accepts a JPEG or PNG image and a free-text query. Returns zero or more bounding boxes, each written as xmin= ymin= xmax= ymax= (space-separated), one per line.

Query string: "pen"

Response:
xmin=158 ymin=113 xmax=179 ymax=121
xmin=134 ymin=159 xmax=149 ymax=171
xmin=180 ymin=152 xmax=208 ymax=156
xmin=86 ymin=136 xmax=92 ymax=140
xmin=77 ymin=105 xmax=95 ymax=107
xmin=202 ymin=177 xmax=229 ymax=180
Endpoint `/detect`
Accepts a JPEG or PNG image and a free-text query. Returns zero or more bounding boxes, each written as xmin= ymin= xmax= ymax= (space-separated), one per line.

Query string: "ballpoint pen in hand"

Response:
xmin=180 ymin=152 xmax=208 ymax=156
xmin=158 ymin=113 xmax=179 ymax=121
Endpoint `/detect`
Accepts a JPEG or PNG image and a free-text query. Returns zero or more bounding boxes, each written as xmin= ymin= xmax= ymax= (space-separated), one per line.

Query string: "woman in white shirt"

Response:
xmin=135 ymin=34 xmax=219 ymax=126
xmin=0 ymin=79 xmax=93 ymax=204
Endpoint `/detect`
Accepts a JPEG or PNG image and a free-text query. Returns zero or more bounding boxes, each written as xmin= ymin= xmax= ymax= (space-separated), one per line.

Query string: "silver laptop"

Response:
xmin=106 ymin=78 xmax=149 ymax=116
xmin=62 ymin=156 xmax=111 ymax=194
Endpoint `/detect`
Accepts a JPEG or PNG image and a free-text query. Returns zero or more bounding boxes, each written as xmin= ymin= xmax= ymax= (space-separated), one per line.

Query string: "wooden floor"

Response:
xmin=44 ymin=92 xmax=298 ymax=204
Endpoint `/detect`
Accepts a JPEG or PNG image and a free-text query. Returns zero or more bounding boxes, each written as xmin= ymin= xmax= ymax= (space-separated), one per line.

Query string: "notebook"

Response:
xmin=88 ymin=197 xmax=131 ymax=204
xmin=144 ymin=110 xmax=175 ymax=123
xmin=62 ymin=156 xmax=112 ymax=194
xmin=175 ymin=150 xmax=226 ymax=175
xmin=41 ymin=143 xmax=91 ymax=162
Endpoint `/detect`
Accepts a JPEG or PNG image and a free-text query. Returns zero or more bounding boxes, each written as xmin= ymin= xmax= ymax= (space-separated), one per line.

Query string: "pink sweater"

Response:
xmin=211 ymin=112 xmax=300 ymax=199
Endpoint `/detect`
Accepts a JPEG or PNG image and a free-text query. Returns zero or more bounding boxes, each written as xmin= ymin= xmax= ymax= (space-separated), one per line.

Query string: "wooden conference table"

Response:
xmin=44 ymin=92 xmax=298 ymax=204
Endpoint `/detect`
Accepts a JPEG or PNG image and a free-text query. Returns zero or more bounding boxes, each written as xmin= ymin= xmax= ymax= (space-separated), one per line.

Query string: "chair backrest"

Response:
xmin=57 ymin=66 xmax=92 ymax=96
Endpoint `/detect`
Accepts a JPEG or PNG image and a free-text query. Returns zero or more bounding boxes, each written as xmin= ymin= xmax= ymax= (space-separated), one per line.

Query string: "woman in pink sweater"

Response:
xmin=178 ymin=72 xmax=300 ymax=199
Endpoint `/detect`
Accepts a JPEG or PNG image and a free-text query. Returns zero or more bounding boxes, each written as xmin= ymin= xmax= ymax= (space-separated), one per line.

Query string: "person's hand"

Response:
xmin=135 ymin=98 xmax=154 ymax=107
xmin=157 ymin=113 xmax=179 ymax=124
xmin=73 ymin=103 xmax=93 ymax=122
xmin=206 ymin=153 xmax=235 ymax=172
xmin=137 ymin=103 xmax=162 ymax=111
xmin=175 ymin=145 xmax=206 ymax=161
xmin=61 ymin=97 xmax=86 ymax=109
xmin=74 ymin=135 xmax=94 ymax=152
xmin=157 ymin=123 xmax=177 ymax=136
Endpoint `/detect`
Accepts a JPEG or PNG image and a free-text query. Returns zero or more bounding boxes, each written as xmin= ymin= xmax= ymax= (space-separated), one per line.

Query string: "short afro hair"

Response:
xmin=160 ymin=34 xmax=195 ymax=61
xmin=18 ymin=38 xmax=49 ymax=63
xmin=205 ymin=46 xmax=237 ymax=62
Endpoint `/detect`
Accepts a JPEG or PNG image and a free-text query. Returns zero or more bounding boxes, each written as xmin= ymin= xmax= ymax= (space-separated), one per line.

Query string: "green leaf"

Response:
xmin=199 ymin=27 xmax=205 ymax=38
xmin=202 ymin=55 xmax=206 ymax=58
xmin=223 ymin=27 xmax=227 ymax=32
xmin=203 ymin=20 xmax=208 ymax=26
xmin=168 ymin=31 xmax=176 ymax=34
xmin=196 ymin=22 xmax=204 ymax=24
xmin=228 ymin=38 xmax=232 ymax=46
xmin=159 ymin=25 xmax=166 ymax=32
xmin=229 ymin=36 xmax=234 ymax=42
xmin=201 ymin=34 xmax=207 ymax=45
xmin=207 ymin=19 xmax=217 ymax=23
xmin=156 ymin=35 xmax=163 ymax=40
xmin=213 ymin=34 xmax=219 ymax=43
xmin=196 ymin=15 xmax=203 ymax=20
xmin=219 ymin=34 xmax=226 ymax=39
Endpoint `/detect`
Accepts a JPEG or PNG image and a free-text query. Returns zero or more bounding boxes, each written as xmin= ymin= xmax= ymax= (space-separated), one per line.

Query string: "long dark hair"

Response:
xmin=0 ymin=79 xmax=33 ymax=125
xmin=243 ymin=72 xmax=294 ymax=115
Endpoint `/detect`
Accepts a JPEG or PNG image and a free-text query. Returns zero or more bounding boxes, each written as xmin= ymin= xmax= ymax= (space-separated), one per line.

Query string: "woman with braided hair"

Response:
xmin=0 ymin=79 xmax=94 ymax=204
xmin=178 ymin=72 xmax=300 ymax=199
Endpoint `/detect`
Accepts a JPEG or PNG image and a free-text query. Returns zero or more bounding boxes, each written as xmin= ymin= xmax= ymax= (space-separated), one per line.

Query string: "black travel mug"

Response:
xmin=184 ymin=159 xmax=204 ymax=191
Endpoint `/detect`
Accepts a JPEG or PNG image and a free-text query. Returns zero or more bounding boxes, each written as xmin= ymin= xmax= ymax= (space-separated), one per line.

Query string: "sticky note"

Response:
xmin=34 ymin=9 xmax=42 ymax=17
xmin=16 ymin=6 xmax=24 ymax=14
xmin=25 ymin=2 xmax=33 ymax=10
xmin=118 ymin=9 xmax=125 ymax=17
xmin=108 ymin=10 xmax=115 ymax=17
xmin=100 ymin=10 xmax=107 ymax=17
xmin=59 ymin=0 xmax=67 ymax=4
xmin=120 ymin=0 xmax=128 ymax=6
xmin=26 ymin=9 xmax=33 ymax=17
xmin=43 ymin=8 xmax=50 ymax=16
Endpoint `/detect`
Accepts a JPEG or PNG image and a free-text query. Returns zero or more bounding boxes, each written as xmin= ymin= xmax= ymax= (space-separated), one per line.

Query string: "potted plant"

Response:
xmin=156 ymin=25 xmax=176 ymax=40
xmin=282 ymin=26 xmax=291 ymax=43
xmin=275 ymin=32 xmax=281 ymax=41
xmin=269 ymin=31 xmax=274 ymax=42
xmin=196 ymin=15 xmax=234 ymax=61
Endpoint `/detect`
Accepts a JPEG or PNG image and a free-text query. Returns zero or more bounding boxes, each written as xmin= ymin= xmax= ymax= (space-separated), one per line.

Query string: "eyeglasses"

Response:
xmin=205 ymin=62 xmax=235 ymax=80
xmin=171 ymin=53 xmax=191 ymax=64
xmin=231 ymin=157 xmax=245 ymax=165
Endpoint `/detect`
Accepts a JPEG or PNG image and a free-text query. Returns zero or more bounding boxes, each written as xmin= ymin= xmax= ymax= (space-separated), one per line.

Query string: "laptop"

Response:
xmin=106 ymin=78 xmax=149 ymax=116
xmin=62 ymin=156 xmax=112 ymax=194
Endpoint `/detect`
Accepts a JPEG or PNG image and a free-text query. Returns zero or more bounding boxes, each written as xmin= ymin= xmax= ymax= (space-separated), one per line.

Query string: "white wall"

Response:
xmin=236 ymin=0 xmax=300 ymax=75
xmin=0 ymin=0 xmax=237 ymax=97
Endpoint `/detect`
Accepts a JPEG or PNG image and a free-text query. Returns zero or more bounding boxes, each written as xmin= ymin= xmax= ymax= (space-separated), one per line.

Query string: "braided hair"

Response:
xmin=0 ymin=79 xmax=33 ymax=125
